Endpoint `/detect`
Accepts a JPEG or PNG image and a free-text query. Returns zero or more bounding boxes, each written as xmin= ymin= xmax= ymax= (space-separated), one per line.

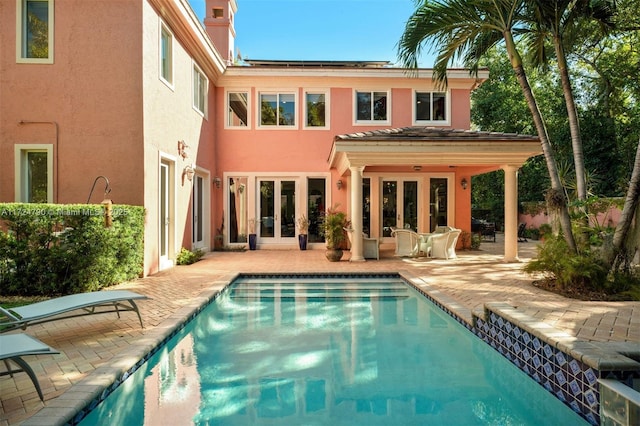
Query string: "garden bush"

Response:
xmin=0 ymin=203 xmax=144 ymax=296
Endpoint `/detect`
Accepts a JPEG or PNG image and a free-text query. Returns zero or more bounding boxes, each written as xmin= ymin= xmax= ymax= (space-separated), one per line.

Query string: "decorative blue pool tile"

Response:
xmin=585 ymin=369 xmax=598 ymax=386
xmin=585 ymin=390 xmax=598 ymax=408
xmin=556 ymin=370 xmax=567 ymax=386
xmin=570 ymin=379 xmax=581 ymax=396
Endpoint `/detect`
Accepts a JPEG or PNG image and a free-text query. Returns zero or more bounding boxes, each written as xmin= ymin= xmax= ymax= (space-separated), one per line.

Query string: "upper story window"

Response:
xmin=355 ymin=90 xmax=389 ymax=124
xmin=16 ymin=0 xmax=54 ymax=64
xmin=304 ymin=91 xmax=329 ymax=129
xmin=14 ymin=144 xmax=53 ymax=203
xmin=259 ymin=92 xmax=296 ymax=127
xmin=227 ymin=91 xmax=249 ymax=128
xmin=159 ymin=23 xmax=173 ymax=86
xmin=415 ymin=91 xmax=448 ymax=123
xmin=193 ymin=65 xmax=207 ymax=116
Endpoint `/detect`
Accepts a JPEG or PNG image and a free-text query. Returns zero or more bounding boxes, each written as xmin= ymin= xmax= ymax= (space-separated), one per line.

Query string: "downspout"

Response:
xmin=19 ymin=120 xmax=59 ymax=203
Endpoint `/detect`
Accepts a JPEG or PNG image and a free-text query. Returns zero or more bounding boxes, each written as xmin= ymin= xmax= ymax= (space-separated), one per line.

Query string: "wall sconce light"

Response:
xmin=213 ymin=177 xmax=222 ymax=188
xmin=177 ymin=140 xmax=189 ymax=160
xmin=336 ymin=179 xmax=343 ymax=190
xmin=181 ymin=164 xmax=195 ymax=186
xmin=413 ymin=165 xmax=422 ymax=171
xmin=461 ymin=178 xmax=468 ymax=190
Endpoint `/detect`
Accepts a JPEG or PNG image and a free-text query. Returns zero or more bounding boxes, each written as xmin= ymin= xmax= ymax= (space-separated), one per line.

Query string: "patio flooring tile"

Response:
xmin=1 ymin=234 xmax=638 ymax=425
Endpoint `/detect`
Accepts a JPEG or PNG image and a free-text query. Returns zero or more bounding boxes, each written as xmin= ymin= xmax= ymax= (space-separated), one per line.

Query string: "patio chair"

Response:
xmin=345 ymin=228 xmax=380 ymax=260
xmin=518 ymin=223 xmax=528 ymax=242
xmin=0 ymin=290 xmax=148 ymax=333
xmin=391 ymin=228 xmax=420 ymax=257
xmin=427 ymin=232 xmax=450 ymax=258
xmin=1 ymin=334 xmax=59 ymax=400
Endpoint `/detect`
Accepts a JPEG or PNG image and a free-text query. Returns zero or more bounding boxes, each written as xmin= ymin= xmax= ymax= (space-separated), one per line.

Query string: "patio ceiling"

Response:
xmin=328 ymin=127 xmax=542 ymax=176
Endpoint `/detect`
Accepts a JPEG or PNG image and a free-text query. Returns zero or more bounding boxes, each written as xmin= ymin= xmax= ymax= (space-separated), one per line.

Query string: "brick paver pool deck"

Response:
xmin=1 ymin=235 xmax=639 ymax=425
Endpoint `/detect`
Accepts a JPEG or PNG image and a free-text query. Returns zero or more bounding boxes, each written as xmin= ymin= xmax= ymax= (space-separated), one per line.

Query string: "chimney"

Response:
xmin=204 ymin=0 xmax=237 ymax=65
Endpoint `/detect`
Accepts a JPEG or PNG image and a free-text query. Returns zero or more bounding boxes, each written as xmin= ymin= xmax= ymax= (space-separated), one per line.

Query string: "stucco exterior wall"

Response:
xmin=0 ymin=0 xmax=144 ymax=205
xmin=142 ymin=1 xmax=217 ymax=274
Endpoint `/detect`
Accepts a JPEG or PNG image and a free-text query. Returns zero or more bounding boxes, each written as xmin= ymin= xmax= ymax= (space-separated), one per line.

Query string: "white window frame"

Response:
xmin=303 ymin=89 xmax=330 ymax=130
xmin=353 ymin=89 xmax=391 ymax=126
xmin=193 ymin=63 xmax=208 ymax=117
xmin=413 ymin=90 xmax=451 ymax=125
xmin=225 ymin=89 xmax=251 ymax=129
xmin=14 ymin=144 xmax=54 ymax=203
xmin=16 ymin=0 xmax=54 ymax=64
xmin=257 ymin=91 xmax=298 ymax=129
xmin=159 ymin=21 xmax=174 ymax=88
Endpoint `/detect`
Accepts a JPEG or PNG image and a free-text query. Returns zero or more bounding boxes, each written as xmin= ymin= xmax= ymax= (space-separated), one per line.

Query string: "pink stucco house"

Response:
xmin=0 ymin=0 xmax=541 ymax=276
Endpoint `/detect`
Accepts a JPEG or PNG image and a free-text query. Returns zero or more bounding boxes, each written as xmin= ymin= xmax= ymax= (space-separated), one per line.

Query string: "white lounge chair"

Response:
xmin=345 ymin=228 xmax=380 ymax=260
xmin=0 ymin=290 xmax=148 ymax=333
xmin=1 ymin=334 xmax=59 ymax=400
xmin=391 ymin=228 xmax=421 ymax=257
xmin=430 ymin=228 xmax=462 ymax=259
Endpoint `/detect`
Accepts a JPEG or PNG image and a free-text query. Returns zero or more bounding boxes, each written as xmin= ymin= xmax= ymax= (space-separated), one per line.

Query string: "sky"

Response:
xmin=188 ymin=0 xmax=435 ymax=67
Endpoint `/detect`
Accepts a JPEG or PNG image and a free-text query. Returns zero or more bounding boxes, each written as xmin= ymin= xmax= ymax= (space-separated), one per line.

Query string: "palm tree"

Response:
xmin=526 ymin=0 xmax=616 ymax=203
xmin=398 ymin=0 xmax=577 ymax=252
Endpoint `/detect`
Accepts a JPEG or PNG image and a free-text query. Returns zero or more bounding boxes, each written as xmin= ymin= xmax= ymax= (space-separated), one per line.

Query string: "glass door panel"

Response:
xmin=430 ymin=178 xmax=448 ymax=232
xmin=403 ymin=181 xmax=418 ymax=231
xmin=280 ymin=180 xmax=296 ymax=238
xmin=306 ymin=178 xmax=326 ymax=243
xmin=382 ymin=180 xmax=397 ymax=237
xmin=259 ymin=180 xmax=275 ymax=238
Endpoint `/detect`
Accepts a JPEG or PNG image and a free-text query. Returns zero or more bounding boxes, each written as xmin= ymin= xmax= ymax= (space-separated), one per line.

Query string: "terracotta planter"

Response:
xmin=325 ymin=249 xmax=343 ymax=262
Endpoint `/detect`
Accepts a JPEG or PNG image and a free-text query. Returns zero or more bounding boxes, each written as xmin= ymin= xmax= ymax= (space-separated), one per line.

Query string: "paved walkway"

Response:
xmin=1 ymin=235 xmax=639 ymax=425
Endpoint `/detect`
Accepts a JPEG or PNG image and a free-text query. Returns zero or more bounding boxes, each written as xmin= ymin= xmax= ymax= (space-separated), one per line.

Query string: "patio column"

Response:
xmin=503 ymin=165 xmax=519 ymax=262
xmin=349 ymin=166 xmax=365 ymax=261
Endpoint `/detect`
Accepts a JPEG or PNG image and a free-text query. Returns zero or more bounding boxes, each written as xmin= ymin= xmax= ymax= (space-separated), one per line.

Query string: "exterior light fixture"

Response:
xmin=181 ymin=164 xmax=195 ymax=186
xmin=336 ymin=179 xmax=343 ymax=190
xmin=213 ymin=177 xmax=222 ymax=188
xmin=461 ymin=178 xmax=468 ymax=190
xmin=413 ymin=165 xmax=422 ymax=171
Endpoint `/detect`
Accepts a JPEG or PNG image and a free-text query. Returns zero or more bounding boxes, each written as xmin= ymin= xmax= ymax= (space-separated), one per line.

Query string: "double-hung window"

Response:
xmin=159 ymin=23 xmax=173 ymax=86
xmin=227 ymin=91 xmax=249 ymax=128
xmin=193 ymin=65 xmax=207 ymax=116
xmin=355 ymin=90 xmax=389 ymax=124
xmin=414 ymin=91 xmax=448 ymax=123
xmin=17 ymin=0 xmax=54 ymax=63
xmin=14 ymin=145 xmax=53 ymax=203
xmin=304 ymin=91 xmax=329 ymax=128
xmin=259 ymin=92 xmax=296 ymax=127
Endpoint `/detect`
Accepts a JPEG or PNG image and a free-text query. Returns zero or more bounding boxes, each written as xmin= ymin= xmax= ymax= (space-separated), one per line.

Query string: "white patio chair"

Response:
xmin=445 ymin=228 xmax=462 ymax=259
xmin=427 ymin=232 xmax=450 ymax=258
xmin=391 ymin=228 xmax=420 ymax=257
xmin=345 ymin=228 xmax=380 ymax=260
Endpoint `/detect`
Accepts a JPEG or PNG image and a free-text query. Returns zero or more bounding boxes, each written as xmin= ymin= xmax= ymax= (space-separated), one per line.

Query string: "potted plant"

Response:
xmin=321 ymin=205 xmax=348 ymax=261
xmin=248 ymin=218 xmax=258 ymax=250
xmin=297 ymin=214 xmax=309 ymax=250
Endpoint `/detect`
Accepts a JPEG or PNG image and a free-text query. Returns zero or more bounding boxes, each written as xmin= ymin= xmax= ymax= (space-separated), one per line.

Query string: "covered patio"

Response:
xmin=328 ymin=126 xmax=542 ymax=262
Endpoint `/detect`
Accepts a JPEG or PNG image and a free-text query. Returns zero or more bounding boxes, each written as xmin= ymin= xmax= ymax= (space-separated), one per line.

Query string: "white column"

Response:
xmin=349 ymin=166 xmax=365 ymax=261
xmin=503 ymin=165 xmax=519 ymax=262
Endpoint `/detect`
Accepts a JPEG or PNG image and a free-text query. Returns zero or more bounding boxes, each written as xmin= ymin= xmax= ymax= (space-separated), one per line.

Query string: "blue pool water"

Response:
xmin=80 ymin=277 xmax=587 ymax=425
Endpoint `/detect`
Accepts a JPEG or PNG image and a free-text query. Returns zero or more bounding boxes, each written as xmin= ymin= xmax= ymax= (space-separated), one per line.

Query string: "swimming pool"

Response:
xmin=78 ymin=276 xmax=587 ymax=425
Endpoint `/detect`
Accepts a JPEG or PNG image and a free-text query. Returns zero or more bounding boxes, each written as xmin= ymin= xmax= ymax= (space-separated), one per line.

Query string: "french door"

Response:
xmin=159 ymin=161 xmax=173 ymax=269
xmin=192 ymin=174 xmax=205 ymax=249
xmin=258 ymin=179 xmax=297 ymax=243
xmin=381 ymin=179 xmax=419 ymax=237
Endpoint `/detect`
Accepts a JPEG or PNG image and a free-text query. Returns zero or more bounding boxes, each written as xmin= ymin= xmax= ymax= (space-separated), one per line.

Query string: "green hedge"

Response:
xmin=0 ymin=203 xmax=144 ymax=296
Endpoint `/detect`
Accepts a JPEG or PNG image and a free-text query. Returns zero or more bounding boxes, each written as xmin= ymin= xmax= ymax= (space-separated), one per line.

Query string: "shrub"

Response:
xmin=176 ymin=247 xmax=204 ymax=265
xmin=523 ymin=234 xmax=608 ymax=291
xmin=0 ymin=203 xmax=144 ymax=296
